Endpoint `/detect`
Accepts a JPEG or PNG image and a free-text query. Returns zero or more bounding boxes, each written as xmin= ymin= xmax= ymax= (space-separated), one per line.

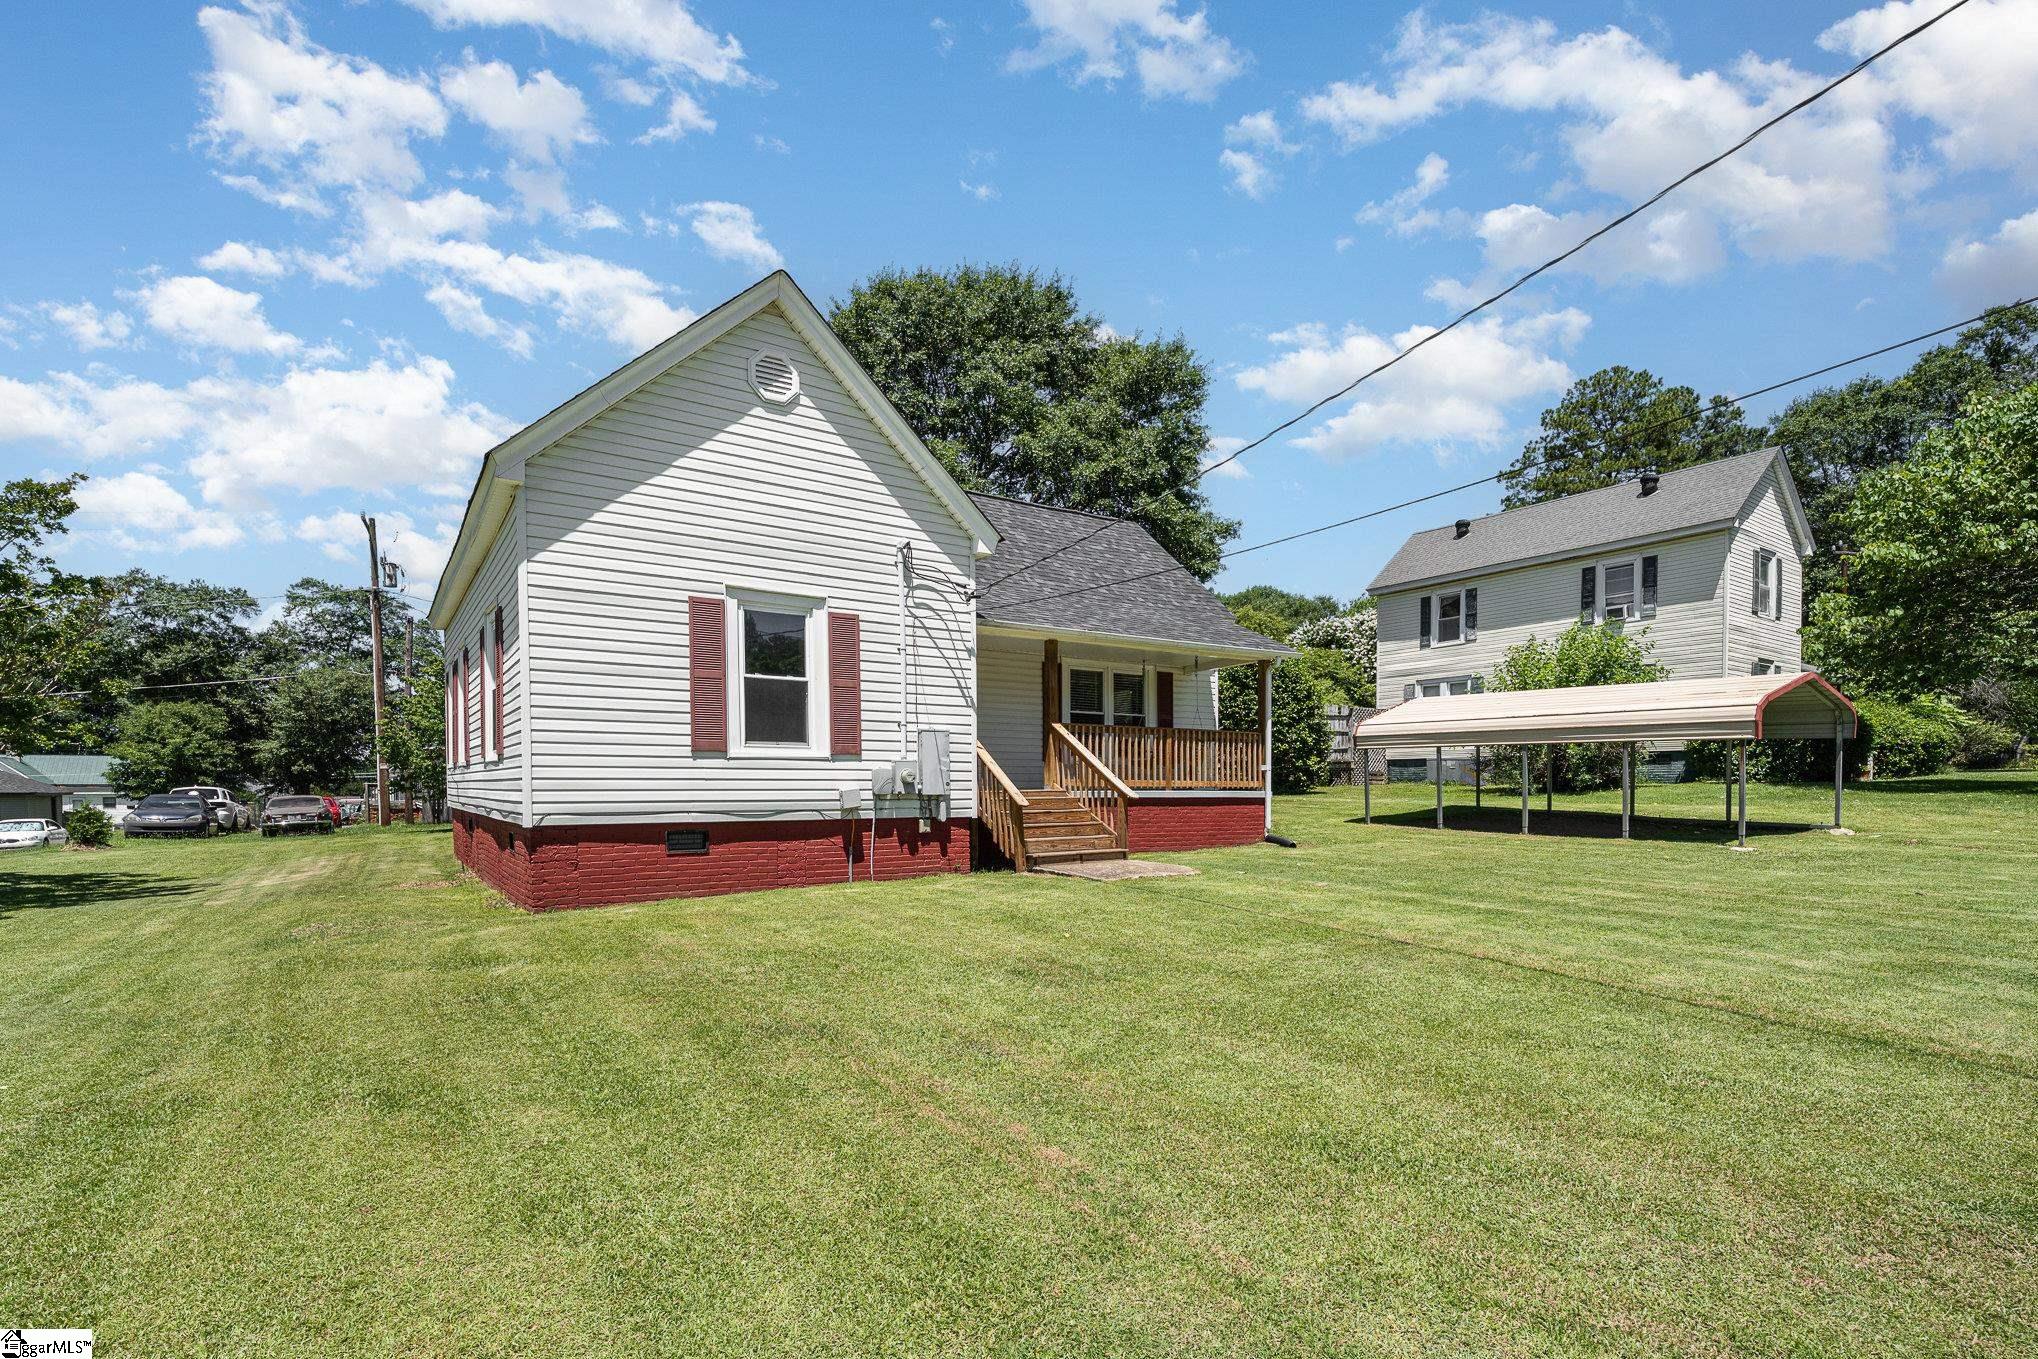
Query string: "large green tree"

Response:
xmin=255 ymin=667 xmax=374 ymax=794
xmin=1808 ymin=381 xmax=2038 ymax=696
xmin=106 ymin=701 xmax=241 ymax=795
xmin=830 ymin=263 xmax=1237 ymax=577
xmin=0 ymin=475 xmax=112 ymax=753
xmin=1487 ymin=622 xmax=1667 ymax=792
xmin=1499 ymin=366 xmax=1760 ymax=508
xmin=379 ymin=653 xmax=447 ymax=812
xmin=1219 ymin=585 xmax=1344 ymax=633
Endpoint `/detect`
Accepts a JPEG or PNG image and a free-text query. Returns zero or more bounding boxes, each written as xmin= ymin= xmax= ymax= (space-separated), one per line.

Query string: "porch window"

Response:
xmin=741 ymin=607 xmax=810 ymax=745
xmin=1112 ymin=672 xmax=1147 ymax=727
xmin=1068 ymin=668 xmax=1106 ymax=725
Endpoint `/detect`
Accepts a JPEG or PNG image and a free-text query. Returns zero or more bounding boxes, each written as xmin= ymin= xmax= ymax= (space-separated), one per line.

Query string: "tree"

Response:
xmin=380 ymin=654 xmax=447 ymax=814
xmin=107 ymin=701 xmax=241 ymax=795
xmin=830 ymin=263 xmax=1238 ymax=577
xmin=1218 ymin=661 xmax=1330 ymax=793
xmin=64 ymin=571 xmax=264 ymax=754
xmin=0 ymin=475 xmax=113 ymax=753
xmin=1220 ymin=585 xmax=1343 ymax=633
xmin=1486 ymin=623 xmax=1667 ymax=791
xmin=256 ymin=667 xmax=374 ymax=794
xmin=1288 ymin=604 xmax=1376 ymax=706
xmin=255 ymin=577 xmax=424 ymax=682
xmin=1807 ymin=381 xmax=2038 ymax=696
xmin=1500 ymin=366 xmax=1759 ymax=508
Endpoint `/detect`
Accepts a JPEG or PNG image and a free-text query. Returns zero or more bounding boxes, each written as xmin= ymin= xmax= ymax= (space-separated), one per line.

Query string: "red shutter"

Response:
xmin=689 ymin=596 xmax=727 ymax=753
xmin=1156 ymin=671 xmax=1175 ymax=729
xmin=828 ymin=611 xmax=861 ymax=756
xmin=492 ymin=608 xmax=505 ymax=758
xmin=445 ymin=664 xmax=455 ymax=768
xmin=455 ymin=652 xmax=467 ymax=768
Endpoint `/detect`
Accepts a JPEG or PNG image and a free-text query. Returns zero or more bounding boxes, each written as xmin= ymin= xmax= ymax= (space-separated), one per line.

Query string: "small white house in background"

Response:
xmin=0 ymin=754 xmax=132 ymax=818
xmin=1366 ymin=449 xmax=1814 ymax=776
xmin=428 ymin=271 xmax=1288 ymax=911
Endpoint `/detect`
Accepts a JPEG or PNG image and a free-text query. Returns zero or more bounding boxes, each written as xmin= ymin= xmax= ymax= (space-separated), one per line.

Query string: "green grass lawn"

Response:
xmin=2 ymin=774 xmax=2034 ymax=1356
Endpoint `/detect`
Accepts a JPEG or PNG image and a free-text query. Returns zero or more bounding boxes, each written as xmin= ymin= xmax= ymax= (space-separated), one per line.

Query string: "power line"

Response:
xmin=976 ymin=0 xmax=1977 ymax=597
xmin=981 ymin=294 xmax=2029 ymax=613
xmin=10 ymin=671 xmax=379 ymax=702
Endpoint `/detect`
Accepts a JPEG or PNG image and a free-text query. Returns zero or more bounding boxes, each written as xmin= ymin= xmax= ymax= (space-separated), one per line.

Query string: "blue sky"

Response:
xmin=2 ymin=0 xmax=2033 ymax=620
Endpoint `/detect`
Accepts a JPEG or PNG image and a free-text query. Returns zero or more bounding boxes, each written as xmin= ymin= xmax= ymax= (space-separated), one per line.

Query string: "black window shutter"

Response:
xmin=1580 ymin=566 xmax=1596 ymax=620
xmin=1419 ymin=595 xmax=1432 ymax=649
xmin=1464 ymin=588 xmax=1478 ymax=640
xmin=1641 ymin=555 xmax=1658 ymax=615
xmin=1403 ymin=683 xmax=1417 ymax=702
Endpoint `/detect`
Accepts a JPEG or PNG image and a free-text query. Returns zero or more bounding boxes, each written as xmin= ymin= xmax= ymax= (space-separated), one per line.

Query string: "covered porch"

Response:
xmin=973 ymin=627 xmax=1279 ymax=870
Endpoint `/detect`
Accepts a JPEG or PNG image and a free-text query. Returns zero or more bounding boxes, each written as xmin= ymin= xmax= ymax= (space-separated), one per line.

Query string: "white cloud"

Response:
xmin=1818 ymin=0 xmax=2038 ymax=172
xmin=1937 ymin=209 xmax=2038 ymax=308
xmin=932 ymin=16 xmax=955 ymax=57
xmin=198 ymin=240 xmax=292 ymax=279
xmin=1217 ymin=148 xmax=1272 ymax=199
xmin=600 ymin=71 xmax=659 ymax=106
xmin=1219 ymin=109 xmax=1296 ymax=198
xmin=1354 ymin=152 xmax=1450 ymax=236
xmin=680 ymin=201 xmax=783 ymax=271
xmin=1235 ymin=308 xmax=1589 ymax=459
xmin=197 ymin=4 xmax=447 ymax=206
xmin=298 ymin=508 xmax=460 ymax=590
xmin=1225 ymin=109 xmax=1296 ymax=153
xmin=501 ymin=164 xmax=624 ymax=229
xmin=73 ymin=471 xmax=244 ymax=551
xmin=0 ymin=371 xmax=203 ymax=458
xmin=754 ymin=133 xmax=790 ymax=154
xmin=960 ymin=179 xmax=1000 ymax=202
xmin=439 ymin=56 xmax=597 ymax=162
xmin=1297 ymin=11 xmax=1908 ymax=284
xmin=426 ymin=282 xmax=535 ymax=357
xmin=40 ymin=301 xmax=135 ymax=351
xmin=635 ymin=90 xmax=716 ymax=142
xmin=1200 ymin=435 xmax=1250 ymax=479
xmin=1008 ymin=0 xmax=1246 ymax=101
xmin=132 ymin=275 xmax=301 ymax=356
xmin=393 ymin=0 xmax=751 ymax=84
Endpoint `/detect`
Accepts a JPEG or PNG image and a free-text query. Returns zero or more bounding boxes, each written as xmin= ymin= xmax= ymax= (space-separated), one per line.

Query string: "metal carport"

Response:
xmin=1350 ymin=672 xmax=1860 ymax=847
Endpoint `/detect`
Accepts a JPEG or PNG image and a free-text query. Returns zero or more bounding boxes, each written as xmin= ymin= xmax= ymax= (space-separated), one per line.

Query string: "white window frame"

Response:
xmin=1426 ymin=588 xmax=1470 ymax=647
xmin=726 ymin=587 xmax=830 ymax=758
xmin=1593 ymin=555 xmax=1643 ymax=624
xmin=1752 ymin=547 xmax=1782 ymax=621
xmin=1418 ymin=676 xmax=1476 ymax=698
xmin=1062 ymin=662 xmax=1164 ymax=728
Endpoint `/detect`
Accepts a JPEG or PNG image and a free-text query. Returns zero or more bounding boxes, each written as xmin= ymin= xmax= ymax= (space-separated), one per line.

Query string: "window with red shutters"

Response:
xmin=827 ymin=611 xmax=860 ymax=756
xmin=688 ymin=596 xmax=727 ymax=753
xmin=476 ymin=631 xmax=486 ymax=763
xmin=492 ymin=607 xmax=505 ymax=759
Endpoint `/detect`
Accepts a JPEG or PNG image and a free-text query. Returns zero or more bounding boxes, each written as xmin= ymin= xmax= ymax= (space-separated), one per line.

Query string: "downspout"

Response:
xmin=896 ymin=542 xmax=913 ymax=758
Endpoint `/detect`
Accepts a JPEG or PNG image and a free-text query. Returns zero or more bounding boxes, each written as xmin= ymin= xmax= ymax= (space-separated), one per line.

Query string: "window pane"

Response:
xmin=745 ymin=676 xmax=808 ymax=743
xmin=1069 ymin=668 xmax=1105 ymax=723
xmin=1112 ymin=672 xmax=1146 ymax=725
xmin=1604 ymin=563 xmax=1635 ymax=616
xmin=1437 ymin=593 xmax=1462 ymax=643
xmin=744 ymin=609 xmax=806 ymax=678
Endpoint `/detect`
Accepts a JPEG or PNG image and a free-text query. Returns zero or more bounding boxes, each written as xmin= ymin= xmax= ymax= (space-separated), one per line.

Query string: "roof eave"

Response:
xmin=1367 ymin=518 xmax=1740 ymax=595
xmin=977 ymin=617 xmax=1294 ymax=661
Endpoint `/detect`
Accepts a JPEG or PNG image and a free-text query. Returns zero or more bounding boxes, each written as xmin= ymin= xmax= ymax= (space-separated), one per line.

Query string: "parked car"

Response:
xmin=337 ymin=797 xmax=365 ymax=825
xmin=0 ymin=817 xmax=68 ymax=849
xmin=261 ymin=795 xmax=335 ymax=836
xmin=169 ymin=785 xmax=253 ymax=832
xmin=123 ymin=794 xmax=218 ymax=838
xmin=320 ymin=795 xmax=345 ymax=828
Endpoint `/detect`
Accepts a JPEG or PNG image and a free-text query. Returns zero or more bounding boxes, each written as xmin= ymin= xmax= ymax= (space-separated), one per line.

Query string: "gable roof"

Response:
xmin=1367 ymin=448 xmax=1812 ymax=595
xmin=7 ymin=754 xmax=113 ymax=788
xmin=0 ymin=759 xmax=60 ymax=798
xmin=428 ymin=271 xmax=1000 ymax=628
xmin=971 ymin=494 xmax=1291 ymax=659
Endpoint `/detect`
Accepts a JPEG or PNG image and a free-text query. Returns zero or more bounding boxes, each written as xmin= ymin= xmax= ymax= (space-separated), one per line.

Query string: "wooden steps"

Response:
xmin=1018 ymin=789 xmax=1126 ymax=866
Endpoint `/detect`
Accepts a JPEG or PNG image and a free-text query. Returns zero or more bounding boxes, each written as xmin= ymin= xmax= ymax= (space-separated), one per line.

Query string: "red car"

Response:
xmin=320 ymin=795 xmax=345 ymax=827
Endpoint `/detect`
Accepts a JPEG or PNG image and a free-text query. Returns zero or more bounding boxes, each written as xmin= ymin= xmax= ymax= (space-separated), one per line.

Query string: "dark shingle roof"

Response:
xmin=970 ymin=494 xmax=1290 ymax=656
xmin=1368 ymin=449 xmax=1788 ymax=594
xmin=0 ymin=760 xmax=60 ymax=797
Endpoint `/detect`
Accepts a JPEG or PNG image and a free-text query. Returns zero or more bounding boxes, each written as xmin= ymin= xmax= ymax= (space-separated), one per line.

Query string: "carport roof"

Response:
xmin=1350 ymin=672 xmax=1858 ymax=748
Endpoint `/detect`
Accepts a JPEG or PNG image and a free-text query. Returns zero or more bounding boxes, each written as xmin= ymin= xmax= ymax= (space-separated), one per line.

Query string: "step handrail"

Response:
xmin=1047 ymin=724 xmax=1139 ymax=801
xmin=975 ymin=744 xmax=1031 ymax=868
xmin=1046 ymin=723 xmax=1136 ymax=852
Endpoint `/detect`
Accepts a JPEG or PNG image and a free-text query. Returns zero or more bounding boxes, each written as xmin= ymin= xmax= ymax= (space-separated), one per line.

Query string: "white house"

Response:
xmin=1366 ymin=451 xmax=1815 ymax=774
xmin=428 ymin=272 xmax=1288 ymax=910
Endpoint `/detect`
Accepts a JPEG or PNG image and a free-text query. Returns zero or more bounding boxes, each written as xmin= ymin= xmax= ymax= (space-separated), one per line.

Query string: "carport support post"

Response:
xmin=1834 ymin=732 xmax=1845 ymax=828
xmin=1434 ymin=746 xmax=1444 ymax=828
xmin=1362 ymin=748 xmax=1371 ymax=824
xmin=1621 ymin=747 xmax=1631 ymax=840
xmin=1737 ymin=741 xmax=1749 ymax=848
xmin=1520 ymin=750 xmax=1529 ymax=834
xmin=1474 ymin=745 xmax=1482 ymax=808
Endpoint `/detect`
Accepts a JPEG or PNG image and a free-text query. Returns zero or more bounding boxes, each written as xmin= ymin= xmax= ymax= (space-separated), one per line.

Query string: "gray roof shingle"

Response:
xmin=0 ymin=760 xmax=61 ymax=797
xmin=970 ymin=494 xmax=1291 ymax=656
xmin=1368 ymin=449 xmax=1786 ymax=594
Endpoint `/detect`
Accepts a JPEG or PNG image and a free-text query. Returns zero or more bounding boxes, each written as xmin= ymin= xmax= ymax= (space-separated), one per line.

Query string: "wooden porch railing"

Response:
xmin=975 ymin=744 xmax=1030 ymax=868
xmin=1045 ymin=723 xmax=1136 ymax=850
xmin=1065 ymin=724 xmax=1264 ymax=790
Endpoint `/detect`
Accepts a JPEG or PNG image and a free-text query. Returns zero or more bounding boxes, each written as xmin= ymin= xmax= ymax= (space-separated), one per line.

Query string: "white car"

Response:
xmin=168 ymin=785 xmax=253 ymax=832
xmin=0 ymin=818 xmax=68 ymax=849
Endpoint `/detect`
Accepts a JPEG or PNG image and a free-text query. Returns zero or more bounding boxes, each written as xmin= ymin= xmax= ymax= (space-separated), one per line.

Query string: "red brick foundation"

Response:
xmin=1125 ymin=796 xmax=1266 ymax=853
xmin=452 ymin=809 xmax=967 ymax=911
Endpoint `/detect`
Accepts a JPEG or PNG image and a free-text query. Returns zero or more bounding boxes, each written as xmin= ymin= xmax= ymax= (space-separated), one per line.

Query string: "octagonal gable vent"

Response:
xmin=748 ymin=349 xmax=800 ymax=405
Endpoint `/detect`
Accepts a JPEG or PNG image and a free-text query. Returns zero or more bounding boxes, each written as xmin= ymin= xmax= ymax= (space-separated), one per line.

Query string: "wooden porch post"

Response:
xmin=1257 ymin=659 xmax=1274 ymax=835
xmin=1041 ymin=638 xmax=1060 ymax=783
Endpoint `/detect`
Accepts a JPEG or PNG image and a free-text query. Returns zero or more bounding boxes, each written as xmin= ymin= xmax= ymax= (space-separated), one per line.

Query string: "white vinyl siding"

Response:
xmin=1724 ymin=473 xmax=1806 ymax=675
xmin=976 ymin=632 xmax=1223 ymax=789
xmin=444 ymin=494 xmax=524 ymax=822
xmin=1378 ymin=529 xmax=1732 ymax=704
xmin=519 ymin=304 xmax=979 ymax=823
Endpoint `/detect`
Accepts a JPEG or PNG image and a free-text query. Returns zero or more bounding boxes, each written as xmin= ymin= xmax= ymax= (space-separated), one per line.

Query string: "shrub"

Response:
xmin=64 ymin=805 xmax=113 ymax=847
xmin=1487 ymin=623 xmax=1667 ymax=792
xmin=1219 ymin=659 xmax=1330 ymax=793
xmin=1689 ymin=694 xmax=1963 ymax=783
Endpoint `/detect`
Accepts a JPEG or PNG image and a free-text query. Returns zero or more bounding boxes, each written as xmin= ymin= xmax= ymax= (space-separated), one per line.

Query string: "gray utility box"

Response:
xmin=870 ymin=730 xmax=952 ymax=800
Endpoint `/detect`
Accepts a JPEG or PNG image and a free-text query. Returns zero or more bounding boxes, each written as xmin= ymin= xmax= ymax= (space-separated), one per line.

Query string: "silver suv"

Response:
xmin=168 ymin=785 xmax=253 ymax=832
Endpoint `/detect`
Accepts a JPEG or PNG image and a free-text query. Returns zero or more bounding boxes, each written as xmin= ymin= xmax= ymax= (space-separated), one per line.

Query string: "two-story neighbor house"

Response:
xmin=1370 ymin=449 xmax=1815 ymax=713
xmin=428 ymin=271 xmax=1288 ymax=911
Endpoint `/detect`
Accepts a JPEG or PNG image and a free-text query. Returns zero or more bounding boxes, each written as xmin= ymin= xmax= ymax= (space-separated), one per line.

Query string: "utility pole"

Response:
xmin=404 ymin=618 xmax=415 ymax=682
xmin=362 ymin=513 xmax=391 ymax=828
